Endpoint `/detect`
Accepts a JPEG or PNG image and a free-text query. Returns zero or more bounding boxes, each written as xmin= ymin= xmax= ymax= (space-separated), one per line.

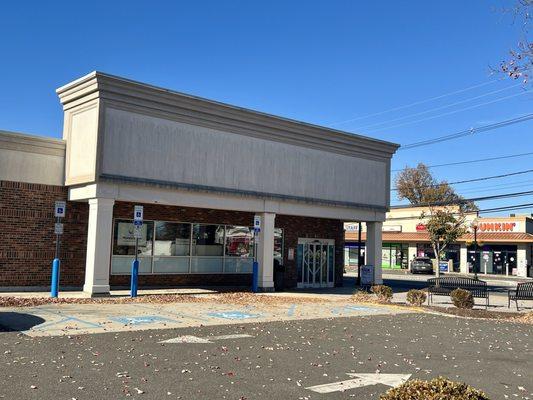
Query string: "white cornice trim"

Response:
xmin=0 ymin=130 xmax=65 ymax=156
xmin=57 ymin=72 xmax=400 ymax=160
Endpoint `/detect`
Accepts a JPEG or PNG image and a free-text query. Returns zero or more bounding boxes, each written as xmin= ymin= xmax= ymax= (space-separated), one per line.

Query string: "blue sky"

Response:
xmin=0 ymin=1 xmax=531 ymax=215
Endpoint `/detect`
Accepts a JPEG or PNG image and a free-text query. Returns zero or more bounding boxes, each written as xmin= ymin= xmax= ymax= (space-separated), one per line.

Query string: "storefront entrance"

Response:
xmin=297 ymin=238 xmax=335 ymax=288
xmin=468 ymin=245 xmax=518 ymax=275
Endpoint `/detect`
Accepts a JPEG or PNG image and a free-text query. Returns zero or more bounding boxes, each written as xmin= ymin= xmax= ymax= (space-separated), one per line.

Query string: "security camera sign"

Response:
xmin=54 ymin=201 xmax=66 ymax=218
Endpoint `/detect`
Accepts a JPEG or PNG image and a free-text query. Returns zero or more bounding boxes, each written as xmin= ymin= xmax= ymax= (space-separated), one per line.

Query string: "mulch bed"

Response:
xmin=0 ymin=291 xmax=325 ymax=308
xmin=425 ymin=305 xmax=533 ymax=324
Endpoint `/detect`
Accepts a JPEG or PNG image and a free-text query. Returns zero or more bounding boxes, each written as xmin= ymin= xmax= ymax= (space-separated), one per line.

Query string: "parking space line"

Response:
xmin=28 ymin=308 xmax=103 ymax=329
xmin=288 ymin=304 xmax=296 ymax=316
xmin=133 ymin=303 xmax=210 ymax=322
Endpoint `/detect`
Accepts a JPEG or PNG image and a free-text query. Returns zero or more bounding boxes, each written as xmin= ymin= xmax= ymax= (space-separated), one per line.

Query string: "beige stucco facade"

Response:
xmin=0 ymin=130 xmax=65 ymax=186
xmin=52 ymin=71 xmax=400 ymax=294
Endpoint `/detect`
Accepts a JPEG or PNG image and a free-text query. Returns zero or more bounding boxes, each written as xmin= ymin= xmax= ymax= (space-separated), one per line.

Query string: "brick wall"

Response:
xmin=0 ymin=180 xmax=88 ymax=287
xmin=0 ymin=182 xmax=344 ymax=289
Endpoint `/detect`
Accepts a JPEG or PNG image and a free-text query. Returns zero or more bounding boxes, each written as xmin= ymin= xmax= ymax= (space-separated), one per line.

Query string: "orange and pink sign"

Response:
xmin=478 ymin=222 xmax=519 ymax=232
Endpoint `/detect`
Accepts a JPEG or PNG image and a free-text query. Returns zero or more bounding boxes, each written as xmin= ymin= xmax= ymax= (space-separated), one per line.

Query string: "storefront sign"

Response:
xmin=415 ymin=223 xmax=426 ymax=232
xmin=478 ymin=222 xmax=519 ymax=232
xmin=117 ymin=222 xmax=147 ymax=246
xmin=344 ymin=223 xmax=359 ymax=232
xmin=382 ymin=225 xmax=402 ymax=233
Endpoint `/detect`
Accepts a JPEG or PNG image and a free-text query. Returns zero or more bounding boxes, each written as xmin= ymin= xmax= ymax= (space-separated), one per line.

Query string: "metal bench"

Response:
xmin=427 ymin=277 xmax=489 ymax=308
xmin=508 ymin=282 xmax=533 ymax=310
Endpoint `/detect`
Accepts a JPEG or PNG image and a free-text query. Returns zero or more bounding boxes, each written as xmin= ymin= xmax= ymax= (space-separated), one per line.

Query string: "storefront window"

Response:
xmin=416 ymin=243 xmax=434 ymax=259
xmin=444 ymin=244 xmax=460 ymax=272
xmin=274 ymin=228 xmax=283 ymax=264
xmin=113 ymin=219 xmax=154 ymax=256
xmin=225 ymin=226 xmax=254 ymax=273
xmin=111 ymin=219 xmax=154 ymax=274
xmin=467 ymin=245 xmax=517 ymax=275
xmin=225 ymin=226 xmax=254 ymax=258
xmin=344 ymin=244 xmax=365 ymax=268
xmin=153 ymin=222 xmax=191 ymax=274
xmin=111 ymin=220 xmax=283 ymax=275
xmin=382 ymin=243 xmax=408 ymax=269
xmin=154 ymin=222 xmax=191 ymax=256
xmin=192 ymin=224 xmax=225 ymax=256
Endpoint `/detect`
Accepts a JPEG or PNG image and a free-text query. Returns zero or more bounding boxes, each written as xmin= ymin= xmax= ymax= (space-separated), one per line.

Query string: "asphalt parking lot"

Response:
xmin=1 ymin=313 xmax=531 ymax=399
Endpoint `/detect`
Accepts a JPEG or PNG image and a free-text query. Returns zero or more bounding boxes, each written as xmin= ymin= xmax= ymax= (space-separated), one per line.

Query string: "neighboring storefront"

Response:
xmin=0 ymin=72 xmax=399 ymax=294
xmin=345 ymin=206 xmax=533 ymax=278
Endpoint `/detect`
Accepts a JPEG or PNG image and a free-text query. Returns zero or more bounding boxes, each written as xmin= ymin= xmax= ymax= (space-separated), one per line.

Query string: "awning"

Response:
xmin=345 ymin=232 xmax=533 ymax=244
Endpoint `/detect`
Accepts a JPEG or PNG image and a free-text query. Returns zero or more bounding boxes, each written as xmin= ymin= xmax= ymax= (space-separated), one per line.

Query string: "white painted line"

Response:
xmin=160 ymin=335 xmax=212 ymax=344
xmin=159 ymin=333 xmax=253 ymax=344
xmin=210 ymin=334 xmax=254 ymax=341
xmin=306 ymin=373 xmax=411 ymax=394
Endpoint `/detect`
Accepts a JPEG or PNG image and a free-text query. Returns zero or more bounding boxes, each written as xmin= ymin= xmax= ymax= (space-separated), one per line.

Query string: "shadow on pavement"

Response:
xmin=0 ymin=312 xmax=45 ymax=332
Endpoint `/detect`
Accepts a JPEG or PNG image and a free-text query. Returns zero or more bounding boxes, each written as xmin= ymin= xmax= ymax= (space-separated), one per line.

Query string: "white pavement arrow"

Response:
xmin=306 ymin=373 xmax=411 ymax=394
xmin=159 ymin=334 xmax=253 ymax=344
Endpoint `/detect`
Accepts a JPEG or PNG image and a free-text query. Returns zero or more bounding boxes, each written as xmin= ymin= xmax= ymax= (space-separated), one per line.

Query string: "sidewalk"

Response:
xmin=0 ymin=292 xmax=412 ymax=337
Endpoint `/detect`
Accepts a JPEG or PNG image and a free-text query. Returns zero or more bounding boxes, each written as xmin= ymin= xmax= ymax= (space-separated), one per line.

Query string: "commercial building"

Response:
xmin=345 ymin=206 xmax=533 ymax=278
xmin=0 ymin=72 xmax=399 ymax=295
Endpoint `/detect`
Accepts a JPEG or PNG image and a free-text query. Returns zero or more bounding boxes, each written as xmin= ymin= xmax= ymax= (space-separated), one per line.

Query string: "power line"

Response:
xmin=384 ymin=203 xmax=533 ymax=221
xmin=399 ymin=113 xmax=533 ymax=150
xmin=353 ymin=83 xmax=521 ymax=131
xmin=478 ymin=203 xmax=533 ymax=214
xmin=390 ymin=168 xmax=533 ymax=191
xmin=367 ymin=91 xmax=528 ymax=133
xmin=457 ymin=180 xmax=533 ymax=195
xmin=392 ymin=151 xmax=533 ymax=171
xmin=330 ymin=79 xmax=501 ymax=126
xmin=393 ymin=189 xmax=533 ymax=208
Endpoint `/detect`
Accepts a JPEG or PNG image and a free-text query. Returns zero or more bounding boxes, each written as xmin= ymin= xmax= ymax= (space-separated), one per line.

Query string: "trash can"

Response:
xmin=274 ymin=260 xmax=285 ymax=291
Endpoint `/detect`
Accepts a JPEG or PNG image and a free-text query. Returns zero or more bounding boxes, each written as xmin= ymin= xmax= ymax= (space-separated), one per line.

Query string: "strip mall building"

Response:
xmin=345 ymin=206 xmax=533 ymax=278
xmin=0 ymin=72 xmax=399 ymax=295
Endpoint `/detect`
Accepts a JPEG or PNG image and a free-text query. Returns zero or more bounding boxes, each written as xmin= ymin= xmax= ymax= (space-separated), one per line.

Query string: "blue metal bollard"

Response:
xmin=50 ymin=258 xmax=60 ymax=298
xmin=131 ymin=259 xmax=139 ymax=298
xmin=252 ymin=261 xmax=259 ymax=293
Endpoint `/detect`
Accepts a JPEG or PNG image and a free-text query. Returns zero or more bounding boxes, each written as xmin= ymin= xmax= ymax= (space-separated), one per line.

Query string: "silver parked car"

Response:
xmin=411 ymin=257 xmax=434 ymax=274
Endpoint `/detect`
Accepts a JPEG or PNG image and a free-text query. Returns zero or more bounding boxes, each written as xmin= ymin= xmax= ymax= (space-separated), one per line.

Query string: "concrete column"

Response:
xmin=83 ymin=198 xmax=115 ymax=296
xmin=459 ymin=243 xmax=468 ymax=274
xmin=407 ymin=243 xmax=417 ymax=272
xmin=517 ymin=244 xmax=528 ymax=277
xmin=366 ymin=221 xmax=383 ymax=284
xmin=257 ymin=212 xmax=275 ymax=291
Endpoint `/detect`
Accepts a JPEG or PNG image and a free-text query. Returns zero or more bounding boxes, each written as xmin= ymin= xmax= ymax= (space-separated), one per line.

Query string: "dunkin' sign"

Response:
xmin=478 ymin=221 xmax=519 ymax=232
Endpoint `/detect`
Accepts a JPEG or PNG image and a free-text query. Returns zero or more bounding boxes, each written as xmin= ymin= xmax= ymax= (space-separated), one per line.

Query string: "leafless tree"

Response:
xmin=499 ymin=0 xmax=532 ymax=84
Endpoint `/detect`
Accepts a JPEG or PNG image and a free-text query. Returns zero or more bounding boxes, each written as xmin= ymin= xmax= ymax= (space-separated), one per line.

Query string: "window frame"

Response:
xmin=110 ymin=219 xmax=283 ymax=275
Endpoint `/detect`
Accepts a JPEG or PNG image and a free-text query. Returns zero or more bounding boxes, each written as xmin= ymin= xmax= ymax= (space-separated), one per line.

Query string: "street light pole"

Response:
xmin=471 ymin=219 xmax=479 ymax=280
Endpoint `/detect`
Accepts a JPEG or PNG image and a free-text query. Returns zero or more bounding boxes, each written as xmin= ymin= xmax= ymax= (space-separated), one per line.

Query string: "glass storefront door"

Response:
xmin=344 ymin=243 xmax=365 ymax=270
xmin=382 ymin=243 xmax=408 ymax=269
xmin=467 ymin=245 xmax=517 ymax=275
xmin=297 ymin=238 xmax=335 ymax=288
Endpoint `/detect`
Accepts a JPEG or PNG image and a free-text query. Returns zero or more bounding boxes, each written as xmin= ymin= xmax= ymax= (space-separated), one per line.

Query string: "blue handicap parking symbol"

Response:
xmin=207 ymin=311 xmax=261 ymax=320
xmin=110 ymin=315 xmax=175 ymax=325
